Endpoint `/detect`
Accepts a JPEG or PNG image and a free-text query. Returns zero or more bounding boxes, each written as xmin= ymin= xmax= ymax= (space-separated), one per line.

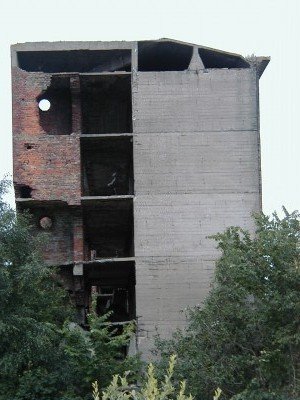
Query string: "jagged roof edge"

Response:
xmin=254 ymin=57 xmax=271 ymax=78
xmin=141 ymin=38 xmax=270 ymax=78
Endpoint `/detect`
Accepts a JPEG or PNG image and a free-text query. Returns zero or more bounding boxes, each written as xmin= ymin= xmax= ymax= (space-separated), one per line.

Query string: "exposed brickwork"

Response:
xmin=70 ymin=75 xmax=82 ymax=134
xmin=20 ymin=206 xmax=74 ymax=265
xmin=73 ymin=210 xmax=84 ymax=262
xmin=13 ymin=134 xmax=81 ymax=204
xmin=12 ymin=68 xmax=51 ymax=135
xmin=12 ymin=67 xmax=81 ymax=205
xmin=12 ymin=66 xmax=83 ymax=265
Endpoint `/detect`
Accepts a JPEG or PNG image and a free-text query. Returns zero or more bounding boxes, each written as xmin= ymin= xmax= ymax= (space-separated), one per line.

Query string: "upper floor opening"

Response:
xmin=17 ymin=49 xmax=132 ymax=73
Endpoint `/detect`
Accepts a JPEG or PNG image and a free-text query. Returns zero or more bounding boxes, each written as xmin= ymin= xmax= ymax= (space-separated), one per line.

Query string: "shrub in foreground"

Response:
xmin=0 ymin=180 xmax=140 ymax=399
xmin=155 ymin=211 xmax=300 ymax=399
xmin=92 ymin=355 xmax=222 ymax=400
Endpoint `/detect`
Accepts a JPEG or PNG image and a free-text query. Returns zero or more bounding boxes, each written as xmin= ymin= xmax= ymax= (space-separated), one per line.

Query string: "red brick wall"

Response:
xmin=12 ymin=67 xmax=81 ymax=205
xmin=12 ymin=68 xmax=51 ymax=135
xmin=25 ymin=207 xmax=73 ymax=265
xmin=12 ymin=67 xmax=83 ymax=263
xmin=13 ymin=134 xmax=81 ymax=204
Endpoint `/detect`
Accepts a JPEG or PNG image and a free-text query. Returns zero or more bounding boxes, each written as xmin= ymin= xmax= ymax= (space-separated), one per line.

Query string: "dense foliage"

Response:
xmin=62 ymin=297 xmax=141 ymax=398
xmin=92 ymin=355 xmax=215 ymax=400
xmin=0 ymin=180 xmax=140 ymax=399
xmin=156 ymin=211 xmax=300 ymax=400
xmin=1 ymin=177 xmax=299 ymax=399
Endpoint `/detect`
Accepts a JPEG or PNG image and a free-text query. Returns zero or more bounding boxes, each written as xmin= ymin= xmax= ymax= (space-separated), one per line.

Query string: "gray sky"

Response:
xmin=1 ymin=0 xmax=299 ymax=214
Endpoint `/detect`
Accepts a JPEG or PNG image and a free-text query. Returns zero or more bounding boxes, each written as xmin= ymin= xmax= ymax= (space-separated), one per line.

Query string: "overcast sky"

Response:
xmin=0 ymin=0 xmax=299 ymax=215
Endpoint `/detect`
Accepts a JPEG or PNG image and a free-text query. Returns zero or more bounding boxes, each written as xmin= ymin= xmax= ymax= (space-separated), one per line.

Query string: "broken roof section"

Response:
xmin=138 ymin=39 xmax=270 ymax=77
xmin=11 ymin=38 xmax=270 ymax=77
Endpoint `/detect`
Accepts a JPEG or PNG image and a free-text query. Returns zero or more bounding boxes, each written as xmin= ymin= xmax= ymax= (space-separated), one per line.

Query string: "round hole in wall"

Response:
xmin=39 ymin=216 xmax=53 ymax=230
xmin=38 ymin=99 xmax=51 ymax=111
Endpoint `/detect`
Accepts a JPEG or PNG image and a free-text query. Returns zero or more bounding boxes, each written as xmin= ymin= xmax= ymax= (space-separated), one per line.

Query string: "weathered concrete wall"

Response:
xmin=133 ymin=69 xmax=260 ymax=356
xmin=134 ymin=132 xmax=259 ymax=194
xmin=133 ymin=69 xmax=257 ymax=133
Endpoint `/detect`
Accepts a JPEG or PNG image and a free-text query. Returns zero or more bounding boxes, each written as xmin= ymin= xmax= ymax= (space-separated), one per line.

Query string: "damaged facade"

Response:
xmin=11 ymin=39 xmax=269 ymax=356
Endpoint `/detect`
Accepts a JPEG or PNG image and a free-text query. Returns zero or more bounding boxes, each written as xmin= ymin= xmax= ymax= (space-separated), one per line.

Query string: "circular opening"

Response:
xmin=39 ymin=216 xmax=53 ymax=230
xmin=38 ymin=99 xmax=51 ymax=111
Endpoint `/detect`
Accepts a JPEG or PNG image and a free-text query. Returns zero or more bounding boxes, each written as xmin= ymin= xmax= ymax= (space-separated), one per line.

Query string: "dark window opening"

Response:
xmin=83 ymin=199 xmax=134 ymax=259
xmin=85 ymin=261 xmax=136 ymax=321
xmin=24 ymin=143 xmax=34 ymax=150
xmin=15 ymin=184 xmax=32 ymax=198
xmin=81 ymin=75 xmax=132 ymax=134
xmin=81 ymin=137 xmax=133 ymax=196
xmin=85 ymin=261 xmax=136 ymax=355
xmin=17 ymin=50 xmax=132 ymax=73
xmin=57 ymin=265 xmax=74 ymax=294
xmin=37 ymin=77 xmax=72 ymax=135
xmin=138 ymin=41 xmax=193 ymax=71
xmin=198 ymin=48 xmax=250 ymax=69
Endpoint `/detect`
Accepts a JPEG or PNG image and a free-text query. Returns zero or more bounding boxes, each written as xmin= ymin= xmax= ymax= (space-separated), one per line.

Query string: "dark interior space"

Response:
xmin=138 ymin=41 xmax=193 ymax=71
xmin=83 ymin=199 xmax=134 ymax=259
xmin=58 ymin=265 xmax=74 ymax=293
xmin=81 ymin=75 xmax=132 ymax=134
xmin=37 ymin=76 xmax=72 ymax=135
xmin=81 ymin=136 xmax=133 ymax=196
xmin=198 ymin=48 xmax=250 ymax=69
xmin=14 ymin=184 xmax=32 ymax=198
xmin=17 ymin=50 xmax=132 ymax=73
xmin=84 ymin=261 xmax=136 ymax=320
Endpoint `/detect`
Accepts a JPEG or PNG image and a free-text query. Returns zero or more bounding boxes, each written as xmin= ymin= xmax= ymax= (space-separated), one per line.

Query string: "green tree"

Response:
xmin=62 ymin=296 xmax=141 ymax=398
xmin=155 ymin=211 xmax=300 ymax=400
xmin=0 ymin=179 xmax=73 ymax=399
xmin=0 ymin=180 xmax=140 ymax=399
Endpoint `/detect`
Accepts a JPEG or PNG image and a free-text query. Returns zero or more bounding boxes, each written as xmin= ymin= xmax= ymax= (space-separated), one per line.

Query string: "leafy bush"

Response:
xmin=0 ymin=180 xmax=72 ymax=399
xmin=155 ymin=211 xmax=300 ymax=399
xmin=0 ymin=180 xmax=140 ymax=399
xmin=62 ymin=296 xmax=141 ymax=398
xmin=92 ymin=355 xmax=221 ymax=400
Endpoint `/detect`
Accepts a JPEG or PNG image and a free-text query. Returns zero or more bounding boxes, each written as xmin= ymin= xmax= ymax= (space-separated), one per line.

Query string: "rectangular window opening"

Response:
xmin=81 ymin=137 xmax=133 ymax=196
xmin=80 ymin=75 xmax=132 ymax=134
xmin=83 ymin=199 xmax=134 ymax=259
xmin=138 ymin=41 xmax=193 ymax=71
xmin=15 ymin=184 xmax=32 ymax=199
xmin=85 ymin=261 xmax=136 ymax=321
xmin=17 ymin=50 xmax=132 ymax=73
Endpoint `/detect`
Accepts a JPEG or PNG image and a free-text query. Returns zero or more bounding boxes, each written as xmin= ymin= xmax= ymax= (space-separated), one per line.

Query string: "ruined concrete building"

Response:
xmin=11 ymin=39 xmax=269 ymax=355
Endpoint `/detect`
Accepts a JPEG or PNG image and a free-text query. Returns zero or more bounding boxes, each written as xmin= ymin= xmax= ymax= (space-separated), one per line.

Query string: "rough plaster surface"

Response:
xmin=132 ymin=70 xmax=257 ymax=133
xmin=133 ymin=69 xmax=260 ymax=356
xmin=134 ymin=131 xmax=259 ymax=195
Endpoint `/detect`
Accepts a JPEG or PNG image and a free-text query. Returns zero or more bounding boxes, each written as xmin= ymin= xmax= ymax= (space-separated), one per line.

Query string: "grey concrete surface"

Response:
xmin=133 ymin=67 xmax=261 ymax=357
